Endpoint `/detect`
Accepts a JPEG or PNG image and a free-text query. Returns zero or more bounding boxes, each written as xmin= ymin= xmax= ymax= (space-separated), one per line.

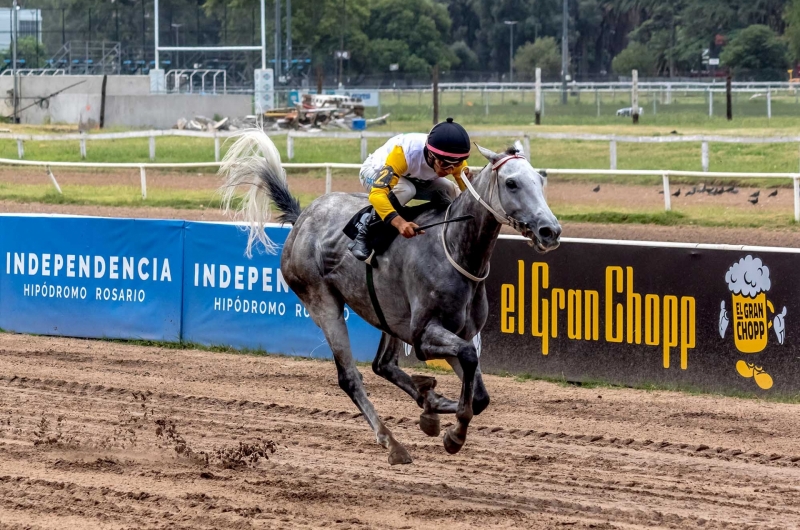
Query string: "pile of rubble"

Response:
xmin=173 ymin=94 xmax=390 ymax=132
xmin=174 ymin=115 xmax=257 ymax=132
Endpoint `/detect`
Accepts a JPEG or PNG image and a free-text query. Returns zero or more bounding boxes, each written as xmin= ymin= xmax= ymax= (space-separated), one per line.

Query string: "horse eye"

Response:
xmin=505 ymin=179 xmax=518 ymax=190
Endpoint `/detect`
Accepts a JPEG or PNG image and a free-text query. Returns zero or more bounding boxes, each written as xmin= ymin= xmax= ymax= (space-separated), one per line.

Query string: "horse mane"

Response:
xmin=504 ymin=146 xmax=519 ymax=156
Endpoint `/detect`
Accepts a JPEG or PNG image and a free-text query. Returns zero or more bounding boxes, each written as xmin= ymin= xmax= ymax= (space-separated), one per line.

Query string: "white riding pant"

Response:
xmin=359 ymin=163 xmax=458 ymax=207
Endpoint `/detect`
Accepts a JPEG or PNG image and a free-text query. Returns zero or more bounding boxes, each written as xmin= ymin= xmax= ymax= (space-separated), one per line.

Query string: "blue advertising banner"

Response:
xmin=181 ymin=222 xmax=382 ymax=361
xmin=0 ymin=215 xmax=184 ymax=341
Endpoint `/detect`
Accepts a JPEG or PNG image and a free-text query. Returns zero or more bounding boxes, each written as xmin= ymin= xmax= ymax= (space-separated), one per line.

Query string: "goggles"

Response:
xmin=426 ymin=143 xmax=468 ymax=169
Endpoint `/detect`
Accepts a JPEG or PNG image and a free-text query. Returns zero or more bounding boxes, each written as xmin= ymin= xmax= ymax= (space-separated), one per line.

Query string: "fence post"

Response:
xmin=46 ymin=166 xmax=62 ymax=194
xmin=80 ymin=135 xmax=87 ymax=159
xmin=609 ymin=140 xmax=617 ymax=170
xmin=214 ymin=134 xmax=221 ymax=162
xmin=325 ymin=165 xmax=332 ymax=194
xmin=140 ymin=166 xmax=147 ymax=200
xmin=360 ymin=133 xmax=368 ymax=162
xmin=662 ymin=173 xmax=671 ymax=211
xmin=666 ymin=83 xmax=672 ymax=105
xmin=484 ymin=90 xmax=489 ymax=116
xmin=287 ymin=132 xmax=294 ymax=160
xmin=523 ymin=133 xmax=531 ymax=161
xmin=794 ymin=176 xmax=800 ymax=223
xmin=726 ymin=75 xmax=732 ymax=120
xmin=16 ymin=139 xmax=23 ymax=159
xmin=534 ymin=68 xmax=542 ymax=125
xmin=708 ymin=88 xmax=713 ymax=117
xmin=595 ymin=88 xmax=600 ymax=118
xmin=149 ymin=135 xmax=156 ymax=161
xmin=631 ymin=69 xmax=639 ymax=124
xmin=701 ymin=141 xmax=709 ymax=172
xmin=767 ymin=89 xmax=772 ymax=120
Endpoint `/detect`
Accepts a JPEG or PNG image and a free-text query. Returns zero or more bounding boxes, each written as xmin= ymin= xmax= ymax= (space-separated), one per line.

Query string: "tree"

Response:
xmin=450 ymin=40 xmax=480 ymax=71
xmin=513 ymin=37 xmax=560 ymax=80
xmin=785 ymin=0 xmax=800 ymax=62
xmin=721 ymin=24 xmax=788 ymax=78
xmin=2 ymin=37 xmax=49 ymax=70
xmin=611 ymin=42 xmax=656 ymax=76
xmin=364 ymin=0 xmax=456 ymax=74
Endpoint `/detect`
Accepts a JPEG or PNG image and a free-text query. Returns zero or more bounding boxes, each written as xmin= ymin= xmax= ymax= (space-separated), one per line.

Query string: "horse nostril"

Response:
xmin=538 ymin=226 xmax=554 ymax=241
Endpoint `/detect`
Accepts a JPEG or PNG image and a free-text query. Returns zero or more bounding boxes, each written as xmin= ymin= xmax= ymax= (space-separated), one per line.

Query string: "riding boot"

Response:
xmin=349 ymin=210 xmax=377 ymax=262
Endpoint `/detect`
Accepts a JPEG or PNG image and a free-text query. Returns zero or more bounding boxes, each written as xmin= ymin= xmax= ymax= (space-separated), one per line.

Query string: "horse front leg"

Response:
xmin=372 ymin=333 xmax=458 ymax=437
xmin=418 ymin=325 xmax=480 ymax=454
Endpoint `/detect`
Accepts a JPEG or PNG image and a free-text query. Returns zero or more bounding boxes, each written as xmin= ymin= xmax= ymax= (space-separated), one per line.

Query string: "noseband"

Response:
xmin=460 ymin=154 xmax=529 ymax=232
xmin=440 ymin=153 xmax=533 ymax=282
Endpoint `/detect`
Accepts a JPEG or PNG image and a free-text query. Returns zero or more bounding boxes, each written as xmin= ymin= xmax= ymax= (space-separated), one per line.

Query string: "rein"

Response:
xmin=441 ymin=153 xmax=527 ymax=282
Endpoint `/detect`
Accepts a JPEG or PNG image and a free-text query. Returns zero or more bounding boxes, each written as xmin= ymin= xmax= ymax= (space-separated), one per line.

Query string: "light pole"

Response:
xmin=561 ymin=0 xmax=568 ymax=104
xmin=504 ymin=21 xmax=517 ymax=83
xmin=171 ymin=23 xmax=181 ymax=69
xmin=12 ymin=0 xmax=19 ymax=123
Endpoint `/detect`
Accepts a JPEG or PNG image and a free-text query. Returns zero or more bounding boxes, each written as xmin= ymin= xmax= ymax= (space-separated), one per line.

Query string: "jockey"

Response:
xmin=349 ymin=117 xmax=471 ymax=261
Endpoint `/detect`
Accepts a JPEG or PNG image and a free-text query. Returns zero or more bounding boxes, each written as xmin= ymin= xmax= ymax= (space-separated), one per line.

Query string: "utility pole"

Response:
xmin=12 ymin=0 xmax=19 ymax=123
xmin=338 ymin=0 xmax=345 ymax=87
xmin=561 ymin=0 xmax=568 ymax=104
xmin=274 ymin=0 xmax=281 ymax=81
xmin=504 ymin=21 xmax=517 ymax=84
xmin=286 ymin=0 xmax=292 ymax=79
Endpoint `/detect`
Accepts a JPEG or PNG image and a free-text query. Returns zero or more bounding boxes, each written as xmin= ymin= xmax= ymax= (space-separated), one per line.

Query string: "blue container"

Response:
xmin=351 ymin=118 xmax=366 ymax=131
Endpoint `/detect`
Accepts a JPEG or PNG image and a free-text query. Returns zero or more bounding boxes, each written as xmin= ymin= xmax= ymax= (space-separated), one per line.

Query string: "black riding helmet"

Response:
xmin=425 ymin=117 xmax=470 ymax=165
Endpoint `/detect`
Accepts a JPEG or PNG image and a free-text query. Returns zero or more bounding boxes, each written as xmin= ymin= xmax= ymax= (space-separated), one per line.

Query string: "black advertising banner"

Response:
xmin=482 ymin=237 xmax=800 ymax=396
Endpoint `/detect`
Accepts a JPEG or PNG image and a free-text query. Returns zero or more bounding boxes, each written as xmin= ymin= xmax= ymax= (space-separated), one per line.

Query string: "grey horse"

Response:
xmin=219 ymin=130 xmax=561 ymax=464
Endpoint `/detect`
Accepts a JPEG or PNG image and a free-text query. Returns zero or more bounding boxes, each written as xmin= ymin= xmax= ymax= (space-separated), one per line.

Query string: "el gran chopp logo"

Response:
xmin=718 ymin=255 xmax=786 ymax=390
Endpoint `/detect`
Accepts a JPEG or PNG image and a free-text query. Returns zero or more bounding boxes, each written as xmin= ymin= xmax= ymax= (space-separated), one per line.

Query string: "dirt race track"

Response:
xmin=1 ymin=334 xmax=799 ymax=529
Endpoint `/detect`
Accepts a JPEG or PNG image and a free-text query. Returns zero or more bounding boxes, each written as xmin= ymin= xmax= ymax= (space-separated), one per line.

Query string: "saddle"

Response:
xmin=342 ymin=199 xmax=447 ymax=258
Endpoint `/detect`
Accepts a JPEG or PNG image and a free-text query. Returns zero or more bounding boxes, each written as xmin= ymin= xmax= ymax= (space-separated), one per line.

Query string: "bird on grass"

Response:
xmin=592 ymin=185 xmax=601 ymax=192
xmin=685 ymin=189 xmax=696 ymax=196
xmin=750 ymin=190 xmax=760 ymax=198
xmin=672 ymin=188 xmax=681 ymax=197
xmin=769 ymin=190 xmax=778 ymax=197
xmin=749 ymin=196 xmax=759 ymax=205
xmin=725 ymin=186 xmax=735 ymax=192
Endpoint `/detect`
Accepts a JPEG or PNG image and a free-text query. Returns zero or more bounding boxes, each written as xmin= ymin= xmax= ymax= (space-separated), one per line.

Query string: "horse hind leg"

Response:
xmin=372 ymin=334 xmax=458 ymax=437
xmin=307 ymin=292 xmax=412 ymax=465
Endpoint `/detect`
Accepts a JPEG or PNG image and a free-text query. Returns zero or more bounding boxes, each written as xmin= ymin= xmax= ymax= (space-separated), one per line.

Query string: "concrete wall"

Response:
xmin=105 ymin=95 xmax=252 ymax=129
xmin=0 ymin=75 xmax=252 ymax=128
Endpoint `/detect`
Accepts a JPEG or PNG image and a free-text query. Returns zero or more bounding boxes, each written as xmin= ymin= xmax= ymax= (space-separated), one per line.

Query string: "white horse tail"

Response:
xmin=218 ymin=128 xmax=300 ymax=257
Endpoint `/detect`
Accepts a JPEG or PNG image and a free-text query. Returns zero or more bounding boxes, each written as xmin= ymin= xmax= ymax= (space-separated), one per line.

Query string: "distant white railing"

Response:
xmin=7 ymin=129 xmax=800 ymax=174
xmin=0 ymin=156 xmax=798 ymax=221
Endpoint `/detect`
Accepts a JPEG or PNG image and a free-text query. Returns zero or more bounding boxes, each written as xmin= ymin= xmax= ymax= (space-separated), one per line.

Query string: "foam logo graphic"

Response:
xmin=718 ymin=255 xmax=786 ymax=390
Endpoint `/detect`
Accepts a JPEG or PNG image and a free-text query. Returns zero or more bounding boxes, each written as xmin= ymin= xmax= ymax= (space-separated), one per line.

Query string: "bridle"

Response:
xmin=441 ymin=153 xmax=530 ymax=282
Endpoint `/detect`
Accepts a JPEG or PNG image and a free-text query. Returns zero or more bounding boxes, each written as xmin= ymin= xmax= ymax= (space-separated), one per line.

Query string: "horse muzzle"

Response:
xmin=521 ymin=222 xmax=561 ymax=254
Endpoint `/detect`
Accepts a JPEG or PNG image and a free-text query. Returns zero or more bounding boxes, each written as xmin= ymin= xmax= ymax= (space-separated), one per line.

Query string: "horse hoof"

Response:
xmin=389 ymin=445 xmax=413 ymax=465
xmin=419 ymin=412 xmax=441 ymax=437
xmin=443 ymin=428 xmax=465 ymax=455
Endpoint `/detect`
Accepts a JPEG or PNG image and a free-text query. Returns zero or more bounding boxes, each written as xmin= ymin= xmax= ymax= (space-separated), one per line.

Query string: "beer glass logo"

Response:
xmin=718 ymin=256 xmax=786 ymax=390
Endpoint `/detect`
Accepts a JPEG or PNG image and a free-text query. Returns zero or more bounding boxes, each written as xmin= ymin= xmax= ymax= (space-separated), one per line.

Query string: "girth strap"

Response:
xmin=366 ymin=263 xmax=391 ymax=333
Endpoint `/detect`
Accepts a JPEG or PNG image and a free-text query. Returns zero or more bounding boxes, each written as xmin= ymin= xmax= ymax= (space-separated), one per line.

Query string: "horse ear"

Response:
xmin=475 ymin=144 xmax=498 ymax=161
xmin=513 ymin=140 xmax=526 ymax=159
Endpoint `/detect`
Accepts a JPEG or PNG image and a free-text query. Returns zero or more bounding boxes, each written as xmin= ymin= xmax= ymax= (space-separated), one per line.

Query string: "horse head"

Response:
xmin=473 ymin=145 xmax=562 ymax=253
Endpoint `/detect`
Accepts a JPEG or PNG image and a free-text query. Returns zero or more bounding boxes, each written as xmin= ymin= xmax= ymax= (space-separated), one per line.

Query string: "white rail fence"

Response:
xmin=1 ymin=157 xmax=798 ymax=222
xmin=7 ymin=129 xmax=800 ymax=174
